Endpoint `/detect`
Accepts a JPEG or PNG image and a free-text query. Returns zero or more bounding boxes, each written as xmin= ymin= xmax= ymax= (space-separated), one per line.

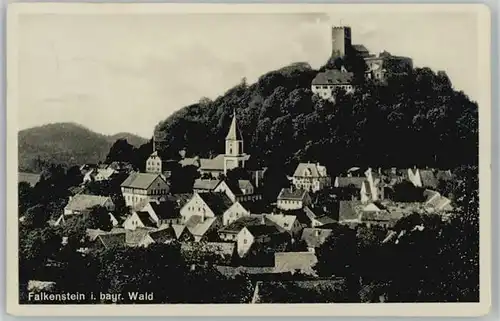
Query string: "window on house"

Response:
xmin=243 ymin=239 xmax=247 ymax=244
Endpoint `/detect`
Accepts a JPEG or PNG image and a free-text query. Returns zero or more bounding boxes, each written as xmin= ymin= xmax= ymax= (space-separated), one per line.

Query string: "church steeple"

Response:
xmin=226 ymin=109 xmax=243 ymax=141
xmin=224 ymin=109 xmax=246 ymax=174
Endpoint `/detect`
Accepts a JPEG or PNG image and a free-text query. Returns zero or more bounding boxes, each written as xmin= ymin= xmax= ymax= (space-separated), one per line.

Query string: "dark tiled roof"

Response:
xmin=246 ymin=224 xmax=282 ymax=237
xmin=198 ymin=192 xmax=233 ymax=216
xmin=301 ymin=228 xmax=333 ymax=248
xmin=312 ymin=69 xmax=354 ymax=86
xmin=166 ymin=193 xmax=192 ymax=208
xmin=125 ymin=228 xmax=151 ymax=245
xmin=97 ymin=233 xmax=126 ymax=249
xmin=352 ymin=44 xmax=370 ymax=53
xmin=223 ymin=180 xmax=244 ymax=195
xmin=148 ymin=227 xmax=176 ymax=243
xmin=136 ymin=211 xmax=158 ymax=228
xmin=120 ymin=172 xmax=166 ymax=189
xmin=149 ymin=201 xmax=180 ymax=220
xmin=277 ymin=188 xmax=308 ymax=201
xmin=239 ymin=200 xmax=270 ymax=214
xmin=219 ymin=215 xmax=266 ymax=233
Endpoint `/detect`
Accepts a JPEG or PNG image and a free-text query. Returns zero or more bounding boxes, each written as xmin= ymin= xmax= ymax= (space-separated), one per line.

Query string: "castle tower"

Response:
xmin=331 ymin=26 xmax=352 ymax=58
xmin=224 ymin=110 xmax=247 ymax=174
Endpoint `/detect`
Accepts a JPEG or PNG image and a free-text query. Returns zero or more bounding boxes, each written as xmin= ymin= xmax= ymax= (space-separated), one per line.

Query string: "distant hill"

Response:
xmin=18 ymin=122 xmax=148 ymax=173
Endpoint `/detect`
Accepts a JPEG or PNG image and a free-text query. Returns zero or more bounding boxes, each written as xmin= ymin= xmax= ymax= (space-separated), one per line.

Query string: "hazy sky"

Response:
xmin=17 ymin=9 xmax=480 ymax=138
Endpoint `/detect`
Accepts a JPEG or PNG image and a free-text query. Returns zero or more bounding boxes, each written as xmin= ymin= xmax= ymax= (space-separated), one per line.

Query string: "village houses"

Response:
xmin=178 ymin=110 xmax=250 ymax=177
xmin=291 ymin=162 xmax=331 ymax=192
xmin=276 ymin=187 xmax=312 ymax=210
xmin=120 ymin=172 xmax=170 ymax=210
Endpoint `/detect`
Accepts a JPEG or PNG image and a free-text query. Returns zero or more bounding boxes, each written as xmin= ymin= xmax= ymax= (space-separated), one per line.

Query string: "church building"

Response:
xmin=177 ymin=110 xmax=250 ymax=177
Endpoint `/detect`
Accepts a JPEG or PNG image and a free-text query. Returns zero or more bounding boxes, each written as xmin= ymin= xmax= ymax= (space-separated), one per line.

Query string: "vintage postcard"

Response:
xmin=6 ymin=2 xmax=491 ymax=317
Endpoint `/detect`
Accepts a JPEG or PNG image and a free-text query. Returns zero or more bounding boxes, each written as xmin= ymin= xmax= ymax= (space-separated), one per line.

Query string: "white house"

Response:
xmin=83 ymin=168 xmax=117 ymax=184
xmin=180 ymin=192 xmax=233 ymax=223
xmin=214 ymin=180 xmax=260 ymax=203
xmin=292 ymin=162 xmax=331 ymax=192
xmin=276 ymin=188 xmax=312 ymax=210
xmin=193 ymin=179 xmax=221 ymax=193
xmin=265 ymin=213 xmax=302 ymax=238
xmin=236 ymin=222 xmax=282 ymax=257
xmin=223 ymin=201 xmax=250 ymax=226
xmin=120 ymin=172 xmax=170 ymax=210
xmin=408 ymin=168 xmax=422 ymax=187
xmin=63 ymin=194 xmax=115 ymax=216
xmin=122 ymin=211 xmax=159 ymax=231
xmin=311 ymin=69 xmax=355 ymax=102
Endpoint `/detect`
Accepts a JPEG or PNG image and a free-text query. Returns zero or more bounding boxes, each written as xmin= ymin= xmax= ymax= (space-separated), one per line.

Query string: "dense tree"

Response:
xmin=152 ymin=61 xmax=477 ymax=176
xmin=23 ymin=204 xmax=51 ymax=228
xmin=86 ymin=206 xmax=113 ymax=232
xmin=105 ymin=139 xmax=135 ymax=164
xmin=18 ymin=182 xmax=33 ymax=215
xmin=392 ymin=181 xmax=426 ymax=202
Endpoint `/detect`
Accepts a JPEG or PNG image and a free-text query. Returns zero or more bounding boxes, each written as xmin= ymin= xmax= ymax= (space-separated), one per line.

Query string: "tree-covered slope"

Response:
xmin=154 ymin=61 xmax=478 ymax=175
xmin=19 ymin=122 xmax=147 ymax=172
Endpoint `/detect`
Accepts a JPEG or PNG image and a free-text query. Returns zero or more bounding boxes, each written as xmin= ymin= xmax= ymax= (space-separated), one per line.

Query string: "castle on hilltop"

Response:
xmin=311 ymin=25 xmax=414 ymax=102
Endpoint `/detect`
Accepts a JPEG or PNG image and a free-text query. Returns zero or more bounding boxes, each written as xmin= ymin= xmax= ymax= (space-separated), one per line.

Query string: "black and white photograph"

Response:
xmin=7 ymin=3 xmax=491 ymax=316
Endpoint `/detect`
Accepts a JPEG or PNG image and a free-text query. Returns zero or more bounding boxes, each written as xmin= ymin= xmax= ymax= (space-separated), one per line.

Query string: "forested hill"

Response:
xmin=154 ymin=60 xmax=478 ymax=175
xmin=19 ymin=123 xmax=148 ymax=173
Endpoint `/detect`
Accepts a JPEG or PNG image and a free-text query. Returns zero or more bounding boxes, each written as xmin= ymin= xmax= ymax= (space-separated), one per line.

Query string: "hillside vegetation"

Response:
xmin=18 ymin=123 xmax=147 ymax=173
xmin=154 ymin=61 xmax=478 ymax=174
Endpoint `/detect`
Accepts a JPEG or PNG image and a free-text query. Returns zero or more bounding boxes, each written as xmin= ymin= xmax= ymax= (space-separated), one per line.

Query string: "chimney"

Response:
xmin=261 ymin=215 xmax=265 ymax=225
xmin=391 ymin=167 xmax=396 ymax=175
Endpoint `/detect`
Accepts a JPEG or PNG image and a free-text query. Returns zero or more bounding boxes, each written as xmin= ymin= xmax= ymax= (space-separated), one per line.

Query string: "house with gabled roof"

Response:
xmin=63 ymin=194 xmax=115 ymax=216
xmin=141 ymin=200 xmax=182 ymax=226
xmin=236 ymin=217 xmax=284 ymax=257
xmin=424 ymin=189 xmax=453 ymax=212
xmin=122 ymin=211 xmax=158 ymax=230
xmin=218 ymin=215 xmax=277 ymax=242
xmin=222 ymin=201 xmax=251 ymax=226
xmin=276 ymin=188 xmax=312 ymax=210
xmin=120 ymin=172 xmax=170 ymax=209
xmin=125 ymin=228 xmax=154 ymax=247
xmin=311 ymin=69 xmax=355 ymax=101
xmin=193 ymin=179 xmax=221 ymax=193
xmin=185 ymin=215 xmax=222 ymax=242
xmin=214 ymin=179 xmax=261 ymax=203
xmin=149 ymin=224 xmax=193 ymax=244
xmin=300 ymin=228 xmax=334 ymax=252
xmin=180 ymin=192 xmax=234 ymax=223
xmin=83 ymin=167 xmax=117 ymax=184
xmin=291 ymin=162 xmax=331 ymax=192
xmin=95 ymin=232 xmax=126 ymax=250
